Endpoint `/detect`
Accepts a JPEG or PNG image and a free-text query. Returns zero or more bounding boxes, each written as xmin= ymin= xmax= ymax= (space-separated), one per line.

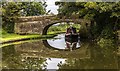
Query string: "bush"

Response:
xmin=99 ymin=25 xmax=117 ymax=40
xmin=79 ymin=24 xmax=89 ymax=38
xmin=2 ymin=2 xmax=21 ymax=33
xmin=97 ymin=38 xmax=114 ymax=48
xmin=0 ymin=29 xmax=8 ymax=35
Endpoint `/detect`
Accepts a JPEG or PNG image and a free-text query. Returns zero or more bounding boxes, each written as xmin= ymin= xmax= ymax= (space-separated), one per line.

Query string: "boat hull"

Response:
xmin=65 ymin=34 xmax=78 ymax=43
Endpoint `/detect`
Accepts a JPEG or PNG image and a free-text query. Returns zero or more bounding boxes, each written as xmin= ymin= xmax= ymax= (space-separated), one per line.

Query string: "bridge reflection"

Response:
xmin=14 ymin=39 xmax=89 ymax=58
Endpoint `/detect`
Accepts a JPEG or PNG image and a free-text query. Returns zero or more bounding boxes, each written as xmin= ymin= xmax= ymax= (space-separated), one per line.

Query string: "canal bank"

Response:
xmin=1 ymin=33 xmax=57 ymax=44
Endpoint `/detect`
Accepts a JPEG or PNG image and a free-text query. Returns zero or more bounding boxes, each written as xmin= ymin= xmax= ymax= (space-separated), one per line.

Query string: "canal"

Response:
xmin=1 ymin=33 xmax=120 ymax=70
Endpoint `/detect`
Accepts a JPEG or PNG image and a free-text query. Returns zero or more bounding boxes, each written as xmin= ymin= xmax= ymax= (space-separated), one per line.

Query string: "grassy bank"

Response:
xmin=0 ymin=39 xmax=41 ymax=48
xmin=1 ymin=31 xmax=56 ymax=44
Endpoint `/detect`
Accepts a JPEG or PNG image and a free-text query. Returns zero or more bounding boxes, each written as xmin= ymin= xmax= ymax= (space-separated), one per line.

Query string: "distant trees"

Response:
xmin=20 ymin=2 xmax=46 ymax=16
xmin=2 ymin=2 xmax=46 ymax=33
xmin=2 ymin=2 xmax=22 ymax=33
xmin=56 ymin=2 xmax=120 ymax=40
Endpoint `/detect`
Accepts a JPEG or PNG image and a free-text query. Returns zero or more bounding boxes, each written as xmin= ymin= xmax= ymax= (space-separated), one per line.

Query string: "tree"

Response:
xmin=2 ymin=2 xmax=22 ymax=33
xmin=2 ymin=2 xmax=46 ymax=33
xmin=56 ymin=2 xmax=120 ymax=39
xmin=20 ymin=2 xmax=46 ymax=16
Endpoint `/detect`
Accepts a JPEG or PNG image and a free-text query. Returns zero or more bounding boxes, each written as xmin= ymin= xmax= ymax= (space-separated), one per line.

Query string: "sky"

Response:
xmin=46 ymin=0 xmax=59 ymax=14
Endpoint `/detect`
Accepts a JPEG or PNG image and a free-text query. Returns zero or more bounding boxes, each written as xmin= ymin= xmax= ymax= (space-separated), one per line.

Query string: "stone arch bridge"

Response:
xmin=15 ymin=15 xmax=91 ymax=35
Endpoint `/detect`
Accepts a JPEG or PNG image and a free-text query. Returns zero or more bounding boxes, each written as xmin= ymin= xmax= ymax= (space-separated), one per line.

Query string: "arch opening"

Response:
xmin=42 ymin=21 xmax=81 ymax=35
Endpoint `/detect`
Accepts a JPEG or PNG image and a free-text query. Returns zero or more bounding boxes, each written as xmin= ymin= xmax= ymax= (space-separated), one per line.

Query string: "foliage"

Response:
xmin=2 ymin=2 xmax=46 ymax=33
xmin=97 ymin=38 xmax=114 ymax=48
xmin=79 ymin=24 xmax=89 ymax=38
xmin=47 ymin=23 xmax=80 ymax=34
xmin=20 ymin=2 xmax=46 ymax=16
xmin=0 ymin=29 xmax=7 ymax=35
xmin=2 ymin=2 xmax=22 ymax=33
xmin=56 ymin=2 xmax=120 ymax=40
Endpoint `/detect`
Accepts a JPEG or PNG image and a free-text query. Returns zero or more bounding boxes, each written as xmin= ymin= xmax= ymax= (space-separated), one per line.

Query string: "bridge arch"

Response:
xmin=42 ymin=20 xmax=82 ymax=35
xmin=15 ymin=15 xmax=91 ymax=35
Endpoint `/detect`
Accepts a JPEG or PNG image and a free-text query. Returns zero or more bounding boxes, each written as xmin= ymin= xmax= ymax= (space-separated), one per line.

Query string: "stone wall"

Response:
xmin=15 ymin=15 xmax=55 ymax=34
xmin=15 ymin=15 xmax=90 ymax=34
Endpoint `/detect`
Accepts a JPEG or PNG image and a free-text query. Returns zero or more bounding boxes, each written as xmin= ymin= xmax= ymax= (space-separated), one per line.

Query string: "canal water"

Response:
xmin=1 ymin=34 xmax=120 ymax=70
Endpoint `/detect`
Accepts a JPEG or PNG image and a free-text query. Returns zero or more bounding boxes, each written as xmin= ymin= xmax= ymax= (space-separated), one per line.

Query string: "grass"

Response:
xmin=47 ymin=31 xmax=66 ymax=35
xmin=1 ymin=34 xmax=40 ymax=42
xmin=0 ymin=39 xmax=40 ymax=48
xmin=0 ymin=30 xmax=56 ymax=44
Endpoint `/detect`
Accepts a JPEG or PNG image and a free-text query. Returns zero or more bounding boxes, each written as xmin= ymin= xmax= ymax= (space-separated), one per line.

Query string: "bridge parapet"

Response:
xmin=16 ymin=15 xmax=57 ymax=23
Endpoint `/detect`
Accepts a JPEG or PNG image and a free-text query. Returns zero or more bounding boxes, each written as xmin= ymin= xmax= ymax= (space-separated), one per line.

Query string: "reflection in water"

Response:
xmin=42 ymin=58 xmax=66 ymax=70
xmin=1 ymin=34 xmax=120 ymax=70
xmin=58 ymin=42 xmax=119 ymax=69
xmin=65 ymin=35 xmax=80 ymax=51
xmin=65 ymin=40 xmax=77 ymax=51
xmin=2 ymin=45 xmax=66 ymax=69
xmin=47 ymin=34 xmax=80 ymax=50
